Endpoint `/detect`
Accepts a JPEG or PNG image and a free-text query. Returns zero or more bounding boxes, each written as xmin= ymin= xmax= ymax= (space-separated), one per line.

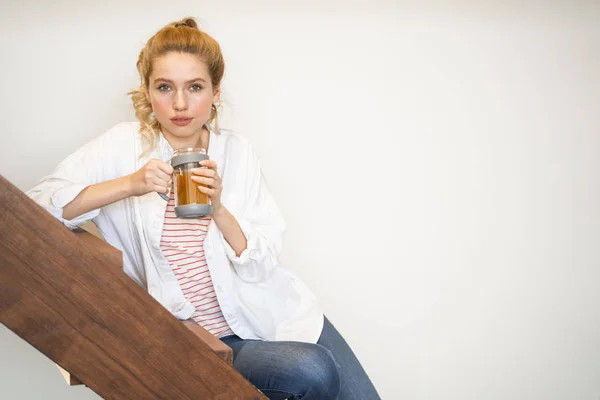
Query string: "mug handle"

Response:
xmin=158 ymin=155 xmax=173 ymax=201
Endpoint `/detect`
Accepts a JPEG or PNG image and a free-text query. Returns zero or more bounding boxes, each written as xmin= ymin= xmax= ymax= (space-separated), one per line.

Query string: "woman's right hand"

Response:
xmin=127 ymin=159 xmax=173 ymax=197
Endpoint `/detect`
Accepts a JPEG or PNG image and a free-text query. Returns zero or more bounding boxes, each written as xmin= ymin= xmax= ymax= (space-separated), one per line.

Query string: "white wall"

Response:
xmin=1 ymin=1 xmax=599 ymax=399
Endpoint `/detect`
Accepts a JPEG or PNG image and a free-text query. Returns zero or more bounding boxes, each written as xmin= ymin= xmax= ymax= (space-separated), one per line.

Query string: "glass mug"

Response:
xmin=158 ymin=148 xmax=212 ymax=218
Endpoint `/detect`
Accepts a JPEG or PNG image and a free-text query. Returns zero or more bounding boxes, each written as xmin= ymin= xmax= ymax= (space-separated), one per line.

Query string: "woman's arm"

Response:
xmin=192 ymin=160 xmax=248 ymax=257
xmin=27 ymin=128 xmax=119 ymax=229
xmin=27 ymin=123 xmax=172 ymax=228
xmin=62 ymin=176 xmax=133 ymax=221
xmin=191 ymin=144 xmax=286 ymax=283
xmin=62 ymin=159 xmax=172 ymax=221
xmin=210 ymin=205 xmax=247 ymax=257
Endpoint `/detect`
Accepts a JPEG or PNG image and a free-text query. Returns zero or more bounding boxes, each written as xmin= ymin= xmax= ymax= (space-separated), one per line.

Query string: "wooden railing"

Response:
xmin=0 ymin=175 xmax=266 ymax=400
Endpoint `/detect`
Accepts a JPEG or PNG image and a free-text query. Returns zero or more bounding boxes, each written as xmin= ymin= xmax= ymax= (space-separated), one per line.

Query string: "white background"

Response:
xmin=1 ymin=1 xmax=599 ymax=399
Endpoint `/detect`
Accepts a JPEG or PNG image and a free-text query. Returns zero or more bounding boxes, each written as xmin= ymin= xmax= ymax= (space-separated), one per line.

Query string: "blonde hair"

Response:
xmin=129 ymin=17 xmax=225 ymax=155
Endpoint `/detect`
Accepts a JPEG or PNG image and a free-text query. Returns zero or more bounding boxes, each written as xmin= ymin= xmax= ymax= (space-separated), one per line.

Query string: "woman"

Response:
xmin=27 ymin=17 xmax=381 ymax=400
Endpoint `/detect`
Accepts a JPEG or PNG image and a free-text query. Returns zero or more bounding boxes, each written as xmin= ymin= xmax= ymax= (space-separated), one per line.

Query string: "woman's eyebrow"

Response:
xmin=153 ymin=77 xmax=207 ymax=84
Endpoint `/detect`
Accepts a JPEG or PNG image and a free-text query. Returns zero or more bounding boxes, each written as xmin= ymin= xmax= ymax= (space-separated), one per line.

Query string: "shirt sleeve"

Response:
xmin=26 ymin=126 xmax=118 ymax=230
xmin=220 ymin=142 xmax=286 ymax=283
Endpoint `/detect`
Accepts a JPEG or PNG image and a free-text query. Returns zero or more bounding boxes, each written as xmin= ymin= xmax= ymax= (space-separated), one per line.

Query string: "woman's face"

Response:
xmin=148 ymin=51 xmax=220 ymax=142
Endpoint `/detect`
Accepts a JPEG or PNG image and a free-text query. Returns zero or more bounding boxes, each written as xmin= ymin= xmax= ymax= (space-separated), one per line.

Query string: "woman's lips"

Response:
xmin=171 ymin=117 xmax=193 ymax=126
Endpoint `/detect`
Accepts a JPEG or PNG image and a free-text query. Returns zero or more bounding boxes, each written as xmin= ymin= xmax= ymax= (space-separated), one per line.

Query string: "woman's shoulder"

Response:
xmin=103 ymin=121 xmax=142 ymax=141
xmin=217 ymin=128 xmax=258 ymax=160
xmin=82 ymin=121 xmax=141 ymax=155
xmin=218 ymin=128 xmax=252 ymax=147
xmin=83 ymin=121 xmax=139 ymax=147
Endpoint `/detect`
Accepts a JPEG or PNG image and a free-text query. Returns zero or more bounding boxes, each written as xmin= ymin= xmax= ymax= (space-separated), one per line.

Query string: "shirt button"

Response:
xmin=216 ymin=285 xmax=223 ymax=291
xmin=226 ymin=313 xmax=233 ymax=318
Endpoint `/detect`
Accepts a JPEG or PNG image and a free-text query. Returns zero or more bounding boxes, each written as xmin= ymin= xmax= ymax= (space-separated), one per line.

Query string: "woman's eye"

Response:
xmin=190 ymin=84 xmax=202 ymax=91
xmin=158 ymin=84 xmax=171 ymax=91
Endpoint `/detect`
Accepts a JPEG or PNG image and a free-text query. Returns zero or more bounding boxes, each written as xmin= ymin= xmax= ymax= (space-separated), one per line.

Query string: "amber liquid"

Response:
xmin=175 ymin=167 xmax=209 ymax=206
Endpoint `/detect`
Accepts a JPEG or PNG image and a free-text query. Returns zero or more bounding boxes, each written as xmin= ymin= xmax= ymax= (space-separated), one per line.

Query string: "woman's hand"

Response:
xmin=191 ymin=160 xmax=223 ymax=211
xmin=128 ymin=159 xmax=173 ymax=197
xmin=192 ymin=160 xmax=246 ymax=255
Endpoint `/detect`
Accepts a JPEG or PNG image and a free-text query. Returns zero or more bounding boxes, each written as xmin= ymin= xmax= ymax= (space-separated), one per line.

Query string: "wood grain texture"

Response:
xmin=72 ymin=228 xmax=234 ymax=364
xmin=55 ymin=229 xmax=234 ymax=386
xmin=73 ymin=228 xmax=123 ymax=268
xmin=183 ymin=319 xmax=234 ymax=366
xmin=0 ymin=175 xmax=266 ymax=400
xmin=56 ymin=317 xmax=234 ymax=387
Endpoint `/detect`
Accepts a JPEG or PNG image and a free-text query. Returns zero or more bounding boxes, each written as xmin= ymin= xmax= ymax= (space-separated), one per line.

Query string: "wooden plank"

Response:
xmin=72 ymin=227 xmax=234 ymax=364
xmin=56 ymin=364 xmax=83 ymax=386
xmin=0 ymin=175 xmax=266 ymax=400
xmin=58 ymin=318 xmax=234 ymax=386
xmin=73 ymin=227 xmax=123 ymax=267
xmin=183 ymin=319 xmax=234 ymax=366
xmin=54 ymin=229 xmax=234 ymax=386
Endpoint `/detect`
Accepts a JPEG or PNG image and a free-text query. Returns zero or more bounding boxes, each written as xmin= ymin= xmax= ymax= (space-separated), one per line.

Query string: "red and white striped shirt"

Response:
xmin=159 ymin=194 xmax=234 ymax=338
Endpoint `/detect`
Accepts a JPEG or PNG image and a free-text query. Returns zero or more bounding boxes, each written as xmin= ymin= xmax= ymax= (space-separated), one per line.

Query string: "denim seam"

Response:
xmin=259 ymin=387 xmax=303 ymax=399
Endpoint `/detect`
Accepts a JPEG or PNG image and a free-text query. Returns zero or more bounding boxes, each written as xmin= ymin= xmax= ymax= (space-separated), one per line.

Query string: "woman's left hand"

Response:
xmin=191 ymin=160 xmax=223 ymax=212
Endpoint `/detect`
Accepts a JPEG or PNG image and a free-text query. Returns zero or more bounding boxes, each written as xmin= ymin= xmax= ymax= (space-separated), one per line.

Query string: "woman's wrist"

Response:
xmin=211 ymin=204 xmax=247 ymax=256
xmin=121 ymin=174 xmax=136 ymax=198
xmin=211 ymin=202 xmax=227 ymax=219
xmin=211 ymin=202 xmax=226 ymax=219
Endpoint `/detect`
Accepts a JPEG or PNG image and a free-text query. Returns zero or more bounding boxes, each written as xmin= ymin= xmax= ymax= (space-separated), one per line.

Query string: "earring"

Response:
xmin=149 ymin=111 xmax=155 ymax=120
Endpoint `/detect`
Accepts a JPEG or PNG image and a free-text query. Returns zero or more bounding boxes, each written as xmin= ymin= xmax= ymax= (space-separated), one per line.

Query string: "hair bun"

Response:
xmin=173 ymin=17 xmax=198 ymax=29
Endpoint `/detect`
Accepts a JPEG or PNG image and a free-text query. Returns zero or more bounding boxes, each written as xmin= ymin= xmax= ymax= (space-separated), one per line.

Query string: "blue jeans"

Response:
xmin=220 ymin=316 xmax=381 ymax=400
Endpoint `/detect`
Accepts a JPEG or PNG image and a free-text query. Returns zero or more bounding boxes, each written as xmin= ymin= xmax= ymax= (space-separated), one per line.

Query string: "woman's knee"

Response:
xmin=294 ymin=344 xmax=341 ymax=399
xmin=233 ymin=340 xmax=341 ymax=399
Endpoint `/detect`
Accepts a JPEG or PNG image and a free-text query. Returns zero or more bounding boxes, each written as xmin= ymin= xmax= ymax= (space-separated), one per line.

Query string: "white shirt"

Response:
xmin=27 ymin=122 xmax=324 ymax=343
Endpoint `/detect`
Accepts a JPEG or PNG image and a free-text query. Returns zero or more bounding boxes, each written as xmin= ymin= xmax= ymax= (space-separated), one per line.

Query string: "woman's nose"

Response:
xmin=173 ymin=91 xmax=188 ymax=111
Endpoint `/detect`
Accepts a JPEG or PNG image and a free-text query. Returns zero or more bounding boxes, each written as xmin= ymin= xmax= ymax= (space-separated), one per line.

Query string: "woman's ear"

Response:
xmin=144 ymin=86 xmax=151 ymax=104
xmin=213 ymin=86 xmax=221 ymax=103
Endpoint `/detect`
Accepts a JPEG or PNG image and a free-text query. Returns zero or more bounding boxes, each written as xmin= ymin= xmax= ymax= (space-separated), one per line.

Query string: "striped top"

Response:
xmin=159 ymin=193 xmax=234 ymax=338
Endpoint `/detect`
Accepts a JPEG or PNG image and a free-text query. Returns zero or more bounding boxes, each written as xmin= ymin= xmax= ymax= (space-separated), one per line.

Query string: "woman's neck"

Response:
xmin=163 ymin=127 xmax=210 ymax=151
